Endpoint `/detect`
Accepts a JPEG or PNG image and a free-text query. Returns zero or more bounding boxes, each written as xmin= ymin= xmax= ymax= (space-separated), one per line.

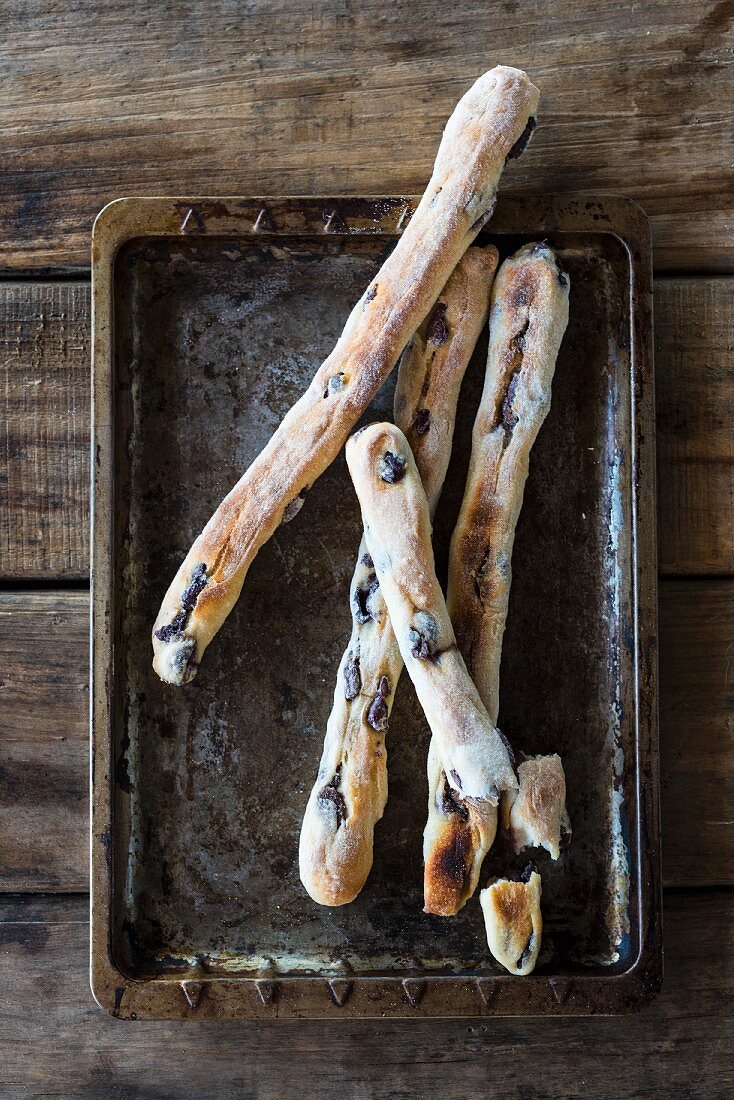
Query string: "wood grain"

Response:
xmin=0 ymin=593 xmax=89 ymax=892
xmin=0 ymin=584 xmax=730 ymax=891
xmin=0 ymin=283 xmax=90 ymax=578
xmin=656 ymin=278 xmax=734 ymax=574
xmin=0 ymin=891 xmax=731 ymax=1097
xmin=659 ymin=580 xmax=734 ymax=886
xmin=1 ymin=1 xmax=733 ymax=272
xmin=1 ymin=277 xmax=733 ymax=578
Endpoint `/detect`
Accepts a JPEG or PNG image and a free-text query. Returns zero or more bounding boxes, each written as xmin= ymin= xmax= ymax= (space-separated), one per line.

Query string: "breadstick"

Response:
xmin=345 ymin=424 xmax=517 ymax=816
xmin=423 ymin=242 xmax=570 ymax=916
xmin=152 ymin=66 xmax=540 ymax=684
xmin=299 ymin=246 xmax=498 ymax=906
xmin=480 ymin=868 xmax=542 ymax=976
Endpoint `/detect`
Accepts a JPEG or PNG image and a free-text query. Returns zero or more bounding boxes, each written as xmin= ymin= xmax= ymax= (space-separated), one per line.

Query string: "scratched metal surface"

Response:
xmin=110 ymin=224 xmax=635 ymax=984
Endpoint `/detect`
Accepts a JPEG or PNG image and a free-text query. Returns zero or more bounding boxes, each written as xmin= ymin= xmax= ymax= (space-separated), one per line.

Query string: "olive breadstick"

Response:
xmin=423 ymin=242 xmax=570 ymax=916
xmin=299 ymin=246 xmax=498 ymax=906
xmin=152 ymin=66 xmax=540 ymax=684
xmin=480 ymin=868 xmax=542 ymax=976
xmin=345 ymin=423 xmax=517 ymax=813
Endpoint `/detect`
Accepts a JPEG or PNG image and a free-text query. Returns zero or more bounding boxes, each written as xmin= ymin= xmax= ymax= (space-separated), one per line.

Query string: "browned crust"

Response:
xmin=345 ymin=423 xmax=517 ymax=810
xmin=299 ymin=247 xmax=498 ymax=906
xmin=423 ymin=242 xmax=570 ymax=915
xmin=479 ymin=871 xmax=543 ymax=975
xmin=151 ymin=67 xmax=540 ymax=684
xmin=424 ymin=818 xmax=475 ymax=917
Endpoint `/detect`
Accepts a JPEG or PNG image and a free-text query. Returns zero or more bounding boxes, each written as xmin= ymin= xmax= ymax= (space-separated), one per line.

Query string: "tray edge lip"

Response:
xmin=89 ymin=191 xmax=661 ymax=1020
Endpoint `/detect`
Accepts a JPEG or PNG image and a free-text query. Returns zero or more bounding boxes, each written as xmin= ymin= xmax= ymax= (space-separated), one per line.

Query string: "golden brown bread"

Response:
xmin=479 ymin=870 xmax=542 ymax=975
xmin=423 ymin=242 xmax=570 ymax=916
xmin=345 ymin=423 xmax=517 ymax=814
xmin=299 ymin=247 xmax=498 ymax=906
xmin=422 ymin=735 xmax=499 ymax=916
xmin=151 ymin=67 xmax=540 ymax=685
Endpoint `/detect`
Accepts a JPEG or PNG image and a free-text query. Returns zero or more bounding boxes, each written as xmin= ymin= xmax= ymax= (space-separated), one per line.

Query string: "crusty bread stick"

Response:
xmin=152 ymin=67 xmax=540 ymax=684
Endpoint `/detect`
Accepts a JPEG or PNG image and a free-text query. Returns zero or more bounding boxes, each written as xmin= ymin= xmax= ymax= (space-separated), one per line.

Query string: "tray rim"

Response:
xmin=90 ymin=192 xmax=660 ymax=1020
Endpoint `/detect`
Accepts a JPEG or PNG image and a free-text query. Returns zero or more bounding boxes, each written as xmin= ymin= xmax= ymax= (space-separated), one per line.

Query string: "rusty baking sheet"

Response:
xmin=91 ymin=195 xmax=660 ymax=1019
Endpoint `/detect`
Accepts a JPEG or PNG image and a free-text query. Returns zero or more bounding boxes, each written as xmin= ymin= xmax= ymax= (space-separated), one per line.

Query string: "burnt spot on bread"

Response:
xmin=414 ymin=408 xmax=431 ymax=436
xmin=378 ymin=450 xmax=407 ymax=483
xmin=408 ymin=610 xmax=438 ymax=659
xmin=366 ymin=675 xmax=391 ymax=731
xmin=507 ymin=116 xmax=536 ymax=160
xmin=364 ymin=284 xmax=377 ymax=304
xmin=426 ymin=302 xmax=448 ymax=346
xmin=426 ymin=822 xmax=473 ymax=906
xmin=531 ymin=239 xmax=549 ymax=254
xmin=440 ymin=832 xmax=471 ymax=887
xmin=361 ymin=552 xmax=373 ymax=568
xmin=343 ymin=652 xmax=361 ymax=700
xmin=352 ymin=573 xmax=380 ymax=624
xmin=318 ymin=767 xmax=347 ymax=827
xmin=440 ymin=775 xmax=469 ymax=821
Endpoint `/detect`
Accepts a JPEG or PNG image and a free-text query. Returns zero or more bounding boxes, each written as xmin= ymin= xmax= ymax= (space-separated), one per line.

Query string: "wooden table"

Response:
xmin=1 ymin=3 xmax=732 ymax=1096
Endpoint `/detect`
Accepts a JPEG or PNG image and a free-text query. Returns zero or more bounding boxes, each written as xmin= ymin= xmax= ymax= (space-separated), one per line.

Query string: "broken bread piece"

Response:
xmin=503 ymin=753 xmax=571 ymax=861
xmin=480 ymin=867 xmax=542 ymax=975
xmin=423 ymin=240 xmax=570 ymax=914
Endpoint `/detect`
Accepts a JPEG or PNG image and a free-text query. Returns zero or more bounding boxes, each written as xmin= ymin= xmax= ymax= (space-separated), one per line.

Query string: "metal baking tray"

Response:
xmin=91 ymin=194 xmax=660 ymax=1018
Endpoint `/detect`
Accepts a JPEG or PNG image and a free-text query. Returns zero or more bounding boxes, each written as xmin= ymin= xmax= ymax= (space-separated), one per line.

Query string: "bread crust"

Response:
xmin=479 ymin=870 xmax=542 ymax=975
xmin=345 ymin=423 xmax=517 ymax=815
xmin=152 ymin=66 xmax=540 ymax=684
xmin=423 ymin=242 xmax=570 ymax=915
xmin=299 ymin=248 xmax=498 ymax=906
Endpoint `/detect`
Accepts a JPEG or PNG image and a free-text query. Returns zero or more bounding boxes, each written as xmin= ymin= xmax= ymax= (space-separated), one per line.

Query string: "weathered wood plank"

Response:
xmin=0 ymin=584 xmax=730 ymax=891
xmin=656 ymin=278 xmax=734 ymax=574
xmin=0 ymin=1 xmax=733 ymax=272
xmin=659 ymin=580 xmax=734 ymax=886
xmin=0 ymin=593 xmax=89 ymax=892
xmin=0 ymin=283 xmax=90 ymax=578
xmin=1 ymin=277 xmax=732 ymax=578
xmin=0 ymin=892 xmax=731 ymax=1097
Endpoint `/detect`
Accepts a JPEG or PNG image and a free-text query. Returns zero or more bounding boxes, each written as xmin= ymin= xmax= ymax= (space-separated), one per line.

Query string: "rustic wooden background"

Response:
xmin=1 ymin=1 xmax=733 ymax=1096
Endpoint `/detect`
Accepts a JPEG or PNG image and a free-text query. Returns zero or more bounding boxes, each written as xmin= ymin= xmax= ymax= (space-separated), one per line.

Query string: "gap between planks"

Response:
xmin=1 ymin=276 xmax=733 ymax=578
xmin=0 ymin=582 xmax=731 ymax=893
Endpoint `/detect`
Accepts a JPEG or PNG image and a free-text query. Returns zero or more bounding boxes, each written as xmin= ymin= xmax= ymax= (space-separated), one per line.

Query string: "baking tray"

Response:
xmin=91 ymin=194 xmax=660 ymax=1019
